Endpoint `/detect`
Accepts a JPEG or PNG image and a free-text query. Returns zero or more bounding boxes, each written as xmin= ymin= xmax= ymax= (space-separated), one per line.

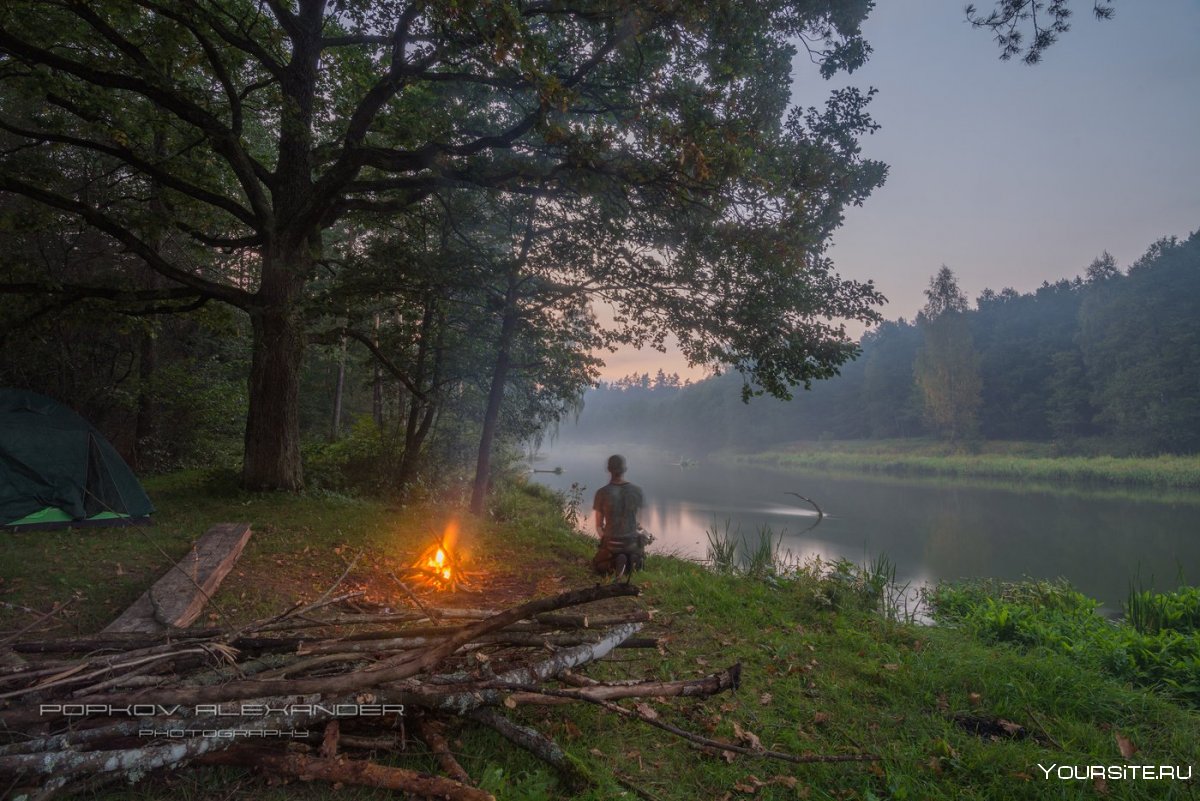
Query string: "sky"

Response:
xmin=598 ymin=0 xmax=1200 ymax=382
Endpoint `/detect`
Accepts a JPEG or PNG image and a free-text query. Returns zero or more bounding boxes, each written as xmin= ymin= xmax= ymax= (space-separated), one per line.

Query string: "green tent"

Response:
xmin=0 ymin=389 xmax=153 ymax=530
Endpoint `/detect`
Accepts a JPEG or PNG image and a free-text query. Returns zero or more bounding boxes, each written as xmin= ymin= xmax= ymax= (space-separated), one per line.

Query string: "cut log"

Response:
xmin=103 ymin=523 xmax=252 ymax=634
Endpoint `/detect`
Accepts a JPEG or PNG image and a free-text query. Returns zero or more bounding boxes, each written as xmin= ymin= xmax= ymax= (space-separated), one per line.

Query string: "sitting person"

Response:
xmin=591 ymin=454 xmax=648 ymax=579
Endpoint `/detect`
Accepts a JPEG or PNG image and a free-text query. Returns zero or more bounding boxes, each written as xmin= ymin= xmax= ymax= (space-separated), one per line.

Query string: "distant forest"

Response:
xmin=568 ymin=230 xmax=1200 ymax=456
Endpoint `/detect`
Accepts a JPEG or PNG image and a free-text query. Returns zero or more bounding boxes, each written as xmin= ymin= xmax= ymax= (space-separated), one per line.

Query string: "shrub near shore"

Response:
xmin=931 ymin=580 xmax=1200 ymax=706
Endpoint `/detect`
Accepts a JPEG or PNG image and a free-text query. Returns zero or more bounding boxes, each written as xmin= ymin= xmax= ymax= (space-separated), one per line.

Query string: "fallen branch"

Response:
xmin=0 ymin=599 xmax=75 ymax=648
xmin=496 ymin=685 xmax=881 ymax=765
xmin=469 ymin=708 xmax=593 ymax=791
xmin=414 ymin=716 xmax=473 ymax=785
xmin=198 ymin=746 xmax=494 ymax=801
xmin=48 ymin=583 xmax=639 ymax=711
xmin=505 ymin=664 xmax=740 ymax=706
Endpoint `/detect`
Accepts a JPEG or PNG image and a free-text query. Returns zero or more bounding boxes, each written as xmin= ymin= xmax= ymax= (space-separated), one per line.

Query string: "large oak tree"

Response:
xmin=1 ymin=0 xmax=893 ymax=490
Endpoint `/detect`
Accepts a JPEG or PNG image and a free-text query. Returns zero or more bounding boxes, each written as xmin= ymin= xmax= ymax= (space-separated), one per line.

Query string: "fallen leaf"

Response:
xmin=1114 ymin=731 xmax=1138 ymax=759
xmin=1010 ymin=772 xmax=1032 ymax=781
xmin=635 ymin=702 xmax=659 ymax=720
xmin=732 ymin=722 xmax=762 ymax=751
xmin=769 ymin=775 xmax=798 ymax=789
xmin=563 ymin=720 xmax=581 ymax=738
xmin=936 ymin=693 xmax=949 ymax=713
xmin=722 ymin=750 xmax=737 ymax=764
xmin=1093 ymin=776 xmax=1109 ymax=794
xmin=503 ymin=696 xmax=517 ymax=709
xmin=811 ymin=711 xmax=831 ymax=726
xmin=686 ymin=605 xmax=696 ymax=613
xmin=882 ymin=663 xmax=900 ymax=671
xmin=589 ymin=748 xmax=603 ymax=756
xmin=732 ymin=775 xmax=765 ymax=794
xmin=996 ymin=719 xmax=1024 ymax=737
xmin=759 ymin=692 xmax=773 ymax=706
xmin=967 ymin=692 xmax=983 ymax=707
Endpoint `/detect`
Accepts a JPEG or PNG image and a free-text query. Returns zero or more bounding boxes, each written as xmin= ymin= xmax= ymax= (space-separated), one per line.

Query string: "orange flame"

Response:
xmin=414 ymin=522 xmax=461 ymax=589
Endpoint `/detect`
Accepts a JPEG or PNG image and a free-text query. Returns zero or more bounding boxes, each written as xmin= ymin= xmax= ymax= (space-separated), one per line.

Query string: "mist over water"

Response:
xmin=531 ymin=442 xmax=1200 ymax=612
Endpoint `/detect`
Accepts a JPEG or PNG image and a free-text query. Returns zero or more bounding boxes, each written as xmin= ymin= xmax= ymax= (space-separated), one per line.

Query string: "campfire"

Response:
xmin=406 ymin=521 xmax=473 ymax=592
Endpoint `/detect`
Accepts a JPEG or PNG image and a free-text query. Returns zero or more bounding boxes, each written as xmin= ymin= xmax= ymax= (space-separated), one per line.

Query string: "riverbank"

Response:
xmin=721 ymin=439 xmax=1200 ymax=489
xmin=1 ymin=473 xmax=1197 ymax=799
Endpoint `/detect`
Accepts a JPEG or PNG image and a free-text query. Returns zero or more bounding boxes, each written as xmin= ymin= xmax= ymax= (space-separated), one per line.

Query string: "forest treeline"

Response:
xmin=567 ymin=230 xmax=1200 ymax=456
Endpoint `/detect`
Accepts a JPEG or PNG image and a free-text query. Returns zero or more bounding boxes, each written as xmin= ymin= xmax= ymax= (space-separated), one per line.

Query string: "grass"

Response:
xmin=722 ymin=439 xmax=1200 ymax=490
xmin=2 ymin=474 xmax=1199 ymax=800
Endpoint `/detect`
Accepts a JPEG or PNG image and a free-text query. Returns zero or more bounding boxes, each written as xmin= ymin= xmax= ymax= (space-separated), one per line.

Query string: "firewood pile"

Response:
xmin=0 ymin=583 xmax=764 ymax=800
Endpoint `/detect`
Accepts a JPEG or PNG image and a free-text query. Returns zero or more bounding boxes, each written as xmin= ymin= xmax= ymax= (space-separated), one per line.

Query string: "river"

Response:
xmin=528 ymin=442 xmax=1200 ymax=613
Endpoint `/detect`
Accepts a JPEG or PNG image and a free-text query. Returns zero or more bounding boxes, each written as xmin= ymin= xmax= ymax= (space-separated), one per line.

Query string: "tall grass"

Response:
xmin=1125 ymin=582 xmax=1200 ymax=635
xmin=704 ymin=519 xmax=794 ymax=578
xmin=704 ymin=520 xmax=922 ymax=623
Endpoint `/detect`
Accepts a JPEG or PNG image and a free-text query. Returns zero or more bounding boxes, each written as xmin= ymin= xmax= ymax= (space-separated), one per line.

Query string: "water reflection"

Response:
xmin=531 ymin=443 xmax=1200 ymax=609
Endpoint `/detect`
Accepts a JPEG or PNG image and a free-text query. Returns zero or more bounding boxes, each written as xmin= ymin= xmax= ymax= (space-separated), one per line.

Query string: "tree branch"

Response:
xmin=0 ymin=174 xmax=253 ymax=307
xmin=0 ymin=28 xmax=273 ymax=222
xmin=0 ymin=117 xmax=257 ymax=227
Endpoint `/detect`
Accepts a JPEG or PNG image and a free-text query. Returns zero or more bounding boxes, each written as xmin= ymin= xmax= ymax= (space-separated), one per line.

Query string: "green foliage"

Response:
xmin=476 ymin=765 xmax=559 ymax=801
xmin=932 ymin=579 xmax=1200 ymax=705
xmin=1125 ymin=584 xmax=1200 ymax=636
xmin=1079 ymin=233 xmax=1200 ymax=453
xmin=302 ymin=416 xmax=387 ymax=494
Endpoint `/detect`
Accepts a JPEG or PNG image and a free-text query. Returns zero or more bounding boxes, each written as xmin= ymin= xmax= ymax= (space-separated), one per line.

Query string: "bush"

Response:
xmin=931 ymin=579 xmax=1200 ymax=705
xmin=303 ymin=415 xmax=387 ymax=493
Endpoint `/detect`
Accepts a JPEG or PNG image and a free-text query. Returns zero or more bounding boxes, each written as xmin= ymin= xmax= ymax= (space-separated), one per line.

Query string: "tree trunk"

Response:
xmin=241 ymin=262 xmax=306 ymax=491
xmin=396 ymin=301 xmax=440 ymax=494
xmin=371 ymin=314 xmax=384 ymax=429
xmin=133 ymin=325 xmax=157 ymax=472
xmin=330 ymin=334 xmax=346 ymax=442
xmin=470 ymin=295 xmax=518 ymax=515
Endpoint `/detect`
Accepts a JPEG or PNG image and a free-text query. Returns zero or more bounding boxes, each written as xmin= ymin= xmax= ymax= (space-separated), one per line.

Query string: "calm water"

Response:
xmin=530 ymin=443 xmax=1200 ymax=612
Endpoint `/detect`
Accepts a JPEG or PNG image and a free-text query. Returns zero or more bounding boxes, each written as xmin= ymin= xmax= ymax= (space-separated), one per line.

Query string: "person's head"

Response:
xmin=606 ymin=454 xmax=627 ymax=478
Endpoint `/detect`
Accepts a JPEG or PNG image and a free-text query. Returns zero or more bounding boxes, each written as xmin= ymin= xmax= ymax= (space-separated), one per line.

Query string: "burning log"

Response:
xmin=405 ymin=521 xmax=476 ymax=592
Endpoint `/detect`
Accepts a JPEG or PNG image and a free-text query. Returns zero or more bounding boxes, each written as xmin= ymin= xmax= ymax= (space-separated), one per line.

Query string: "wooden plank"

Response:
xmin=103 ymin=523 xmax=252 ymax=634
